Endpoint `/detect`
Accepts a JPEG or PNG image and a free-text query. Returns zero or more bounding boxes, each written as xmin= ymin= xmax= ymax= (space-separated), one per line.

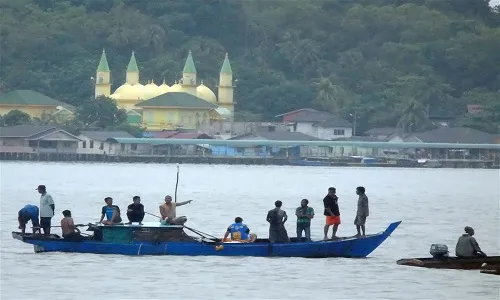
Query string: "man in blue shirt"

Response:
xmin=223 ymin=217 xmax=250 ymax=242
xmin=99 ymin=197 xmax=122 ymax=225
xmin=18 ymin=204 xmax=40 ymax=234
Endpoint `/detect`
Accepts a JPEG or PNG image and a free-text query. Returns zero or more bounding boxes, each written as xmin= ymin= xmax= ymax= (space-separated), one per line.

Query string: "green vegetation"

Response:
xmin=1 ymin=0 xmax=499 ymax=133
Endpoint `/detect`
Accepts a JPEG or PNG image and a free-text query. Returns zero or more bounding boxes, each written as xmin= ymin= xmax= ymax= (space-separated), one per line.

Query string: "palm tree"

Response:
xmin=314 ymin=78 xmax=347 ymax=113
xmin=396 ymin=97 xmax=429 ymax=133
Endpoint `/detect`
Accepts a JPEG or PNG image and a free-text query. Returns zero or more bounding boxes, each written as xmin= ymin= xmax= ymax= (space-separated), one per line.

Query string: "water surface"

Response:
xmin=0 ymin=162 xmax=498 ymax=299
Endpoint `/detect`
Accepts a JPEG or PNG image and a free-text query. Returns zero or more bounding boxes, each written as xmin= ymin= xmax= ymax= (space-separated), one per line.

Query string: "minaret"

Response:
xmin=126 ymin=51 xmax=139 ymax=85
xmin=95 ymin=49 xmax=111 ymax=98
xmin=217 ymin=53 xmax=234 ymax=113
xmin=181 ymin=51 xmax=197 ymax=94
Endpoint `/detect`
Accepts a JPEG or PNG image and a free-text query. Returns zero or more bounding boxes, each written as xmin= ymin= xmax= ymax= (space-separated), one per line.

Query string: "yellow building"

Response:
xmin=94 ymin=50 xmax=235 ymax=130
xmin=0 ymin=90 xmax=75 ymax=121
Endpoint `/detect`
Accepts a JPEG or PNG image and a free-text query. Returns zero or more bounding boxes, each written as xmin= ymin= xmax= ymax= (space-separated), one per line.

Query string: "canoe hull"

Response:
xmin=12 ymin=221 xmax=401 ymax=258
xmin=397 ymin=256 xmax=500 ymax=270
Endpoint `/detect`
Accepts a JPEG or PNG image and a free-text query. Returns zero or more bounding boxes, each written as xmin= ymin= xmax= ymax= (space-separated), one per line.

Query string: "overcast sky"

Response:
xmin=491 ymin=0 xmax=500 ymax=6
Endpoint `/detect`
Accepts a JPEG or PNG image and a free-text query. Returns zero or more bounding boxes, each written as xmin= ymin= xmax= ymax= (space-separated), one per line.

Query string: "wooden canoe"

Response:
xmin=396 ymin=256 xmax=500 ymax=270
xmin=480 ymin=263 xmax=500 ymax=275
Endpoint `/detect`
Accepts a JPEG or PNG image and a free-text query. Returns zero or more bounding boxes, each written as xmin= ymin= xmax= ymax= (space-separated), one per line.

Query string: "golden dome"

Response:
xmin=169 ymin=81 xmax=182 ymax=92
xmin=159 ymin=80 xmax=170 ymax=95
xmin=196 ymin=83 xmax=217 ymax=103
xmin=122 ymin=84 xmax=145 ymax=100
xmin=111 ymin=83 xmax=133 ymax=99
xmin=143 ymin=80 xmax=162 ymax=100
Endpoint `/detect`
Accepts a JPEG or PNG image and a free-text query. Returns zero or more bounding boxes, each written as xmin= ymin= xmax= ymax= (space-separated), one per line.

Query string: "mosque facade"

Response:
xmin=94 ymin=50 xmax=235 ymax=131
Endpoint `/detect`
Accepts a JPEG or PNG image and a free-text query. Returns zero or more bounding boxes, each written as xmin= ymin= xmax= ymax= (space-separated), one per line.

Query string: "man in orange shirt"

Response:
xmin=323 ymin=187 xmax=341 ymax=240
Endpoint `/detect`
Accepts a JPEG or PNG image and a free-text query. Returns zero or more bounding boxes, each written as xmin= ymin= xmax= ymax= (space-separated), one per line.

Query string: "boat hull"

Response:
xmin=12 ymin=221 xmax=401 ymax=258
xmin=480 ymin=263 xmax=500 ymax=275
xmin=396 ymin=256 xmax=500 ymax=270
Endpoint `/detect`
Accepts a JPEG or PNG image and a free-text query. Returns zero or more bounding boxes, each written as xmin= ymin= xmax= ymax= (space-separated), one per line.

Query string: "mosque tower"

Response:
xmin=126 ymin=51 xmax=139 ymax=85
xmin=181 ymin=51 xmax=197 ymax=95
xmin=217 ymin=53 xmax=234 ymax=113
xmin=95 ymin=49 xmax=111 ymax=98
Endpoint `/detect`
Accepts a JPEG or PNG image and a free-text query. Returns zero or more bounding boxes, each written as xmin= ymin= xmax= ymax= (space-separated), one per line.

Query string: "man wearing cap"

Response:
xmin=455 ymin=226 xmax=487 ymax=258
xmin=37 ymin=185 xmax=55 ymax=236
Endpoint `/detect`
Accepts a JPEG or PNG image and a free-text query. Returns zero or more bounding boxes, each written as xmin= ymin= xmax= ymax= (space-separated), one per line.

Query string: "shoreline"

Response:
xmin=0 ymin=152 xmax=498 ymax=169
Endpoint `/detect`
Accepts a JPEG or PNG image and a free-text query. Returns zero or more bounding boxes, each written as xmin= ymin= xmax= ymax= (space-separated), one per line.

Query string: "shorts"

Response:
xmin=354 ymin=215 xmax=367 ymax=226
xmin=40 ymin=217 xmax=52 ymax=229
xmin=326 ymin=215 xmax=341 ymax=225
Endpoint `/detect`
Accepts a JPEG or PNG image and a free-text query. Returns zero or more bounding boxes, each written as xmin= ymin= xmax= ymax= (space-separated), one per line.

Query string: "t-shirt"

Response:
xmin=227 ymin=222 xmax=250 ymax=240
xmin=296 ymin=206 xmax=315 ymax=223
xmin=356 ymin=194 xmax=369 ymax=216
xmin=20 ymin=204 xmax=39 ymax=219
xmin=323 ymin=195 xmax=339 ymax=216
xmin=40 ymin=193 xmax=55 ymax=218
xmin=127 ymin=203 xmax=144 ymax=215
xmin=101 ymin=205 xmax=120 ymax=221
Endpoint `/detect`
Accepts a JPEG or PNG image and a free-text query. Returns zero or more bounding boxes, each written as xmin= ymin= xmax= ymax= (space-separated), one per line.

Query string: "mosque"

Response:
xmin=94 ymin=49 xmax=235 ymax=131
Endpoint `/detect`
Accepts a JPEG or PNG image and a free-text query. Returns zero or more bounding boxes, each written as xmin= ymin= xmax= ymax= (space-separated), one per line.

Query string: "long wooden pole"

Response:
xmin=174 ymin=163 xmax=180 ymax=203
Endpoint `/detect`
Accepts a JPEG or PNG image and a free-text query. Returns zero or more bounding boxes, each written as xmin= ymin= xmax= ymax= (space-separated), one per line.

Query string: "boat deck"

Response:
xmin=91 ymin=222 xmax=184 ymax=229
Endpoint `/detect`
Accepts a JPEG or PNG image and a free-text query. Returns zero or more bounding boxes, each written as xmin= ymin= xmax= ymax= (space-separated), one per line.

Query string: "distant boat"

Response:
xmin=397 ymin=256 xmax=500 ymax=270
xmin=12 ymin=221 xmax=401 ymax=258
xmin=288 ymin=158 xmax=332 ymax=166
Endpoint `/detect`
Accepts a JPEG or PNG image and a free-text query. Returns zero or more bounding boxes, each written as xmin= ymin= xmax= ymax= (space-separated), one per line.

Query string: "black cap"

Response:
xmin=36 ymin=185 xmax=46 ymax=190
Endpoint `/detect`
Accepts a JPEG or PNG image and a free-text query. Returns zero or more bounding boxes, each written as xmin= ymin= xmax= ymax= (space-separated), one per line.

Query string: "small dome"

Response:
xmin=110 ymin=93 xmax=121 ymax=100
xmin=159 ymin=81 xmax=170 ymax=95
xmin=196 ymin=83 xmax=217 ymax=103
xmin=169 ymin=81 xmax=182 ymax=92
xmin=143 ymin=81 xmax=162 ymax=100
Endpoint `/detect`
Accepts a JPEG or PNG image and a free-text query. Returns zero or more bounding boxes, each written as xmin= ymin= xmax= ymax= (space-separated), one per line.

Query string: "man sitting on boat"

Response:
xmin=18 ymin=204 xmax=40 ymax=235
xmin=455 ymin=226 xmax=487 ymax=258
xmin=126 ymin=196 xmax=145 ymax=225
xmin=61 ymin=210 xmax=86 ymax=241
xmin=222 ymin=217 xmax=257 ymax=243
xmin=99 ymin=197 xmax=122 ymax=225
xmin=159 ymin=195 xmax=192 ymax=225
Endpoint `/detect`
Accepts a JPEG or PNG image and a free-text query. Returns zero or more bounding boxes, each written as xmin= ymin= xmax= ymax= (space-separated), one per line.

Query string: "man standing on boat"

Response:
xmin=18 ymin=204 xmax=40 ymax=235
xmin=266 ymin=200 xmax=290 ymax=243
xmin=99 ymin=197 xmax=122 ymax=225
xmin=296 ymin=199 xmax=314 ymax=241
xmin=159 ymin=195 xmax=192 ymax=225
xmin=37 ymin=185 xmax=55 ymax=236
xmin=126 ymin=196 xmax=145 ymax=225
xmin=323 ymin=187 xmax=341 ymax=240
xmin=455 ymin=226 xmax=487 ymax=258
xmin=354 ymin=186 xmax=369 ymax=237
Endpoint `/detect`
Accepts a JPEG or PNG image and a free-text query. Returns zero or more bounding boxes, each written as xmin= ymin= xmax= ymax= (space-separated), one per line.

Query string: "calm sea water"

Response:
xmin=0 ymin=162 xmax=498 ymax=300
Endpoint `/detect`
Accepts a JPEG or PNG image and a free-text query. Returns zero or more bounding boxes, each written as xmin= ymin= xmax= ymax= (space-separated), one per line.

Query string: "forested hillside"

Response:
xmin=1 ymin=0 xmax=499 ymax=133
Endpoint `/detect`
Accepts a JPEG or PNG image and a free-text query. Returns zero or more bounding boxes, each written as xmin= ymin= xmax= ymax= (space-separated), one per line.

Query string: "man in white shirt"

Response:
xmin=37 ymin=185 xmax=55 ymax=236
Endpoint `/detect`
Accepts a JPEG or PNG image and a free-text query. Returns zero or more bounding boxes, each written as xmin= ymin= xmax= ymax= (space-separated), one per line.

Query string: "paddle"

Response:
xmin=174 ymin=163 xmax=180 ymax=203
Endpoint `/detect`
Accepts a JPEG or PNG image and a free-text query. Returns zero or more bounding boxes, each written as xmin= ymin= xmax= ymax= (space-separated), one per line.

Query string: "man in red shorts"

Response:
xmin=323 ymin=187 xmax=341 ymax=240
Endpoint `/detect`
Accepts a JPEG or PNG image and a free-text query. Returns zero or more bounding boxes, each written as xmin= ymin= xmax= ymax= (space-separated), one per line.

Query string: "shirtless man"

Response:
xmin=159 ymin=195 xmax=192 ymax=225
xmin=61 ymin=210 xmax=86 ymax=241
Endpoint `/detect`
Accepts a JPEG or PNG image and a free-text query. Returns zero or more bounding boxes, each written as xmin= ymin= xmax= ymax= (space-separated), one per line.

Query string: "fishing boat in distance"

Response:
xmin=12 ymin=221 xmax=401 ymax=258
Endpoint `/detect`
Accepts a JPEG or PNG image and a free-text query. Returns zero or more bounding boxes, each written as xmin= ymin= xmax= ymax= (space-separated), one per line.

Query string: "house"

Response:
xmin=276 ymin=108 xmax=352 ymax=139
xmin=364 ymin=128 xmax=401 ymax=140
xmin=0 ymin=90 xmax=75 ymax=120
xmin=225 ymin=131 xmax=328 ymax=157
xmin=78 ymin=131 xmax=139 ymax=155
xmin=401 ymin=127 xmax=498 ymax=159
xmin=0 ymin=125 xmax=81 ymax=153
xmin=149 ymin=130 xmax=213 ymax=156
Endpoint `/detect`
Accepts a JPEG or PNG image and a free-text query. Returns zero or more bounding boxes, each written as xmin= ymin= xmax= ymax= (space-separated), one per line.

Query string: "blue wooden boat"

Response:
xmin=12 ymin=221 xmax=401 ymax=258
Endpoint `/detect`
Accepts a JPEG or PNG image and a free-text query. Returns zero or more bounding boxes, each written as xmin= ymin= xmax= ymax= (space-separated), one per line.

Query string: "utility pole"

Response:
xmin=350 ymin=111 xmax=357 ymax=136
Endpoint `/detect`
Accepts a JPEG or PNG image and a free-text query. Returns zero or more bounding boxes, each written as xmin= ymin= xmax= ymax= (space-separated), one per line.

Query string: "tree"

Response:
xmin=75 ymin=96 xmax=127 ymax=128
xmin=0 ymin=110 xmax=32 ymax=126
